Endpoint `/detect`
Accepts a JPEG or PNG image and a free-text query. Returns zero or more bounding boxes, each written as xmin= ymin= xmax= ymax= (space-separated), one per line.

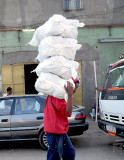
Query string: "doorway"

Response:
xmin=24 ymin=64 xmax=38 ymax=94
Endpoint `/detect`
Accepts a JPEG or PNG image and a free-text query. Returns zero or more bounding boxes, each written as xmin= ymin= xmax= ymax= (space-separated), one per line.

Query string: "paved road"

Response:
xmin=0 ymin=118 xmax=124 ymax=160
xmin=72 ymin=118 xmax=124 ymax=160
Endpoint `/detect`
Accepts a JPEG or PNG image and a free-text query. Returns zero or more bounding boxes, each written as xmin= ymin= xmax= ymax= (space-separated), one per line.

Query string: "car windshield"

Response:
xmin=103 ymin=66 xmax=124 ymax=89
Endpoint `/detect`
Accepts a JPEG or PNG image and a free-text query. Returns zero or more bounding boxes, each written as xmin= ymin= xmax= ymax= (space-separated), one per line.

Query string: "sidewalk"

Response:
xmin=70 ymin=117 xmax=124 ymax=160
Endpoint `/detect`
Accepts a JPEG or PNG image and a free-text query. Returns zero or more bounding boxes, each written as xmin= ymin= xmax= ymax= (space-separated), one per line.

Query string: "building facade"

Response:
xmin=1 ymin=0 xmax=124 ymax=114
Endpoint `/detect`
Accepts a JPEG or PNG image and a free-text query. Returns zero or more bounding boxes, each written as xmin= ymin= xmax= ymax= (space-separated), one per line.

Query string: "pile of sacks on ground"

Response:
xmin=29 ymin=14 xmax=85 ymax=101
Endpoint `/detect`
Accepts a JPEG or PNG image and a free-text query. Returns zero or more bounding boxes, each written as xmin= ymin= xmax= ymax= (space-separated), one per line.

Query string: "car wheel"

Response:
xmin=39 ymin=130 xmax=48 ymax=150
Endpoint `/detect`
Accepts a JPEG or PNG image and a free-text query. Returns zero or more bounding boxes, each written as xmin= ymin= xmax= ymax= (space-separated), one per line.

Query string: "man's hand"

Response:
xmin=64 ymin=81 xmax=74 ymax=96
xmin=64 ymin=81 xmax=74 ymax=116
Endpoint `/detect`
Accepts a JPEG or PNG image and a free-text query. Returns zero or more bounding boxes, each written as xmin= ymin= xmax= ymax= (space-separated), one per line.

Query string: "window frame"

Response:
xmin=14 ymin=97 xmax=41 ymax=115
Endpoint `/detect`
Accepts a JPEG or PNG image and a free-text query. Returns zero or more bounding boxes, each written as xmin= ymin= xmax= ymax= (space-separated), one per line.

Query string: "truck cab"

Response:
xmin=98 ymin=58 xmax=124 ymax=137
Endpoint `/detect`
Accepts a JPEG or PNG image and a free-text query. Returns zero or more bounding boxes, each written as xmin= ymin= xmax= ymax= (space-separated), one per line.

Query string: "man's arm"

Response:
xmin=64 ymin=81 xmax=74 ymax=116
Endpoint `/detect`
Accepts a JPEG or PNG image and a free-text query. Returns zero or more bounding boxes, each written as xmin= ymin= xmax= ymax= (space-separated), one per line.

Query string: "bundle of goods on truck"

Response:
xmin=28 ymin=14 xmax=85 ymax=101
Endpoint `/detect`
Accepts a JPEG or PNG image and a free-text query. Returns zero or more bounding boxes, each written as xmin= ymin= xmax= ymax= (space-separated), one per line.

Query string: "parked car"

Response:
xmin=0 ymin=95 xmax=88 ymax=150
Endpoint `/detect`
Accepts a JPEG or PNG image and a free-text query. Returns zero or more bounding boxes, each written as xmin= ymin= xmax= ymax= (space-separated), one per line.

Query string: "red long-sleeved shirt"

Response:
xmin=44 ymin=95 xmax=70 ymax=134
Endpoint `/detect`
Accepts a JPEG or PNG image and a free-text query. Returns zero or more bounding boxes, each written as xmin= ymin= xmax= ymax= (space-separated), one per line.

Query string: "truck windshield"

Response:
xmin=103 ymin=66 xmax=124 ymax=89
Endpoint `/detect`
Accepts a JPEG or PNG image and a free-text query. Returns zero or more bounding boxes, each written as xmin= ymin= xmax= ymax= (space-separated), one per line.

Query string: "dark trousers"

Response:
xmin=46 ymin=133 xmax=75 ymax=160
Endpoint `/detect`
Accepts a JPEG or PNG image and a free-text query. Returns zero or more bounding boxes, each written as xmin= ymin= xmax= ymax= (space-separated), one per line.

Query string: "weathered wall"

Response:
xmin=1 ymin=0 xmax=124 ymax=114
xmin=77 ymin=26 xmax=124 ymax=114
xmin=0 ymin=30 xmax=37 ymax=66
xmin=1 ymin=26 xmax=124 ymax=114
xmin=1 ymin=51 xmax=38 ymax=65
xmin=0 ymin=0 xmax=124 ymax=29
xmin=0 ymin=30 xmax=36 ymax=95
xmin=1 ymin=27 xmax=124 ymax=114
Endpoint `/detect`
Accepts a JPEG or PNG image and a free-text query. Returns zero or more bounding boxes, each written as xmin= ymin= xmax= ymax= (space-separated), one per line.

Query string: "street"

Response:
xmin=0 ymin=117 xmax=123 ymax=160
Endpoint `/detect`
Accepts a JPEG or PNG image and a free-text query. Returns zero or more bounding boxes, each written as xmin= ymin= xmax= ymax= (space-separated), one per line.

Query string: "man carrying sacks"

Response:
xmin=28 ymin=14 xmax=84 ymax=159
xmin=44 ymin=78 xmax=79 ymax=160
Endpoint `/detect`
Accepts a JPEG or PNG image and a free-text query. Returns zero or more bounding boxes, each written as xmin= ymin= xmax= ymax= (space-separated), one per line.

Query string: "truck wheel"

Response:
xmin=39 ymin=130 xmax=48 ymax=150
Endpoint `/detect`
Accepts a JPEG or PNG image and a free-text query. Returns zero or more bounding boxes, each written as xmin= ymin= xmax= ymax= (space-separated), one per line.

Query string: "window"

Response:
xmin=0 ymin=99 xmax=13 ymax=115
xmin=103 ymin=66 xmax=124 ymax=89
xmin=15 ymin=98 xmax=40 ymax=114
xmin=63 ymin=0 xmax=83 ymax=10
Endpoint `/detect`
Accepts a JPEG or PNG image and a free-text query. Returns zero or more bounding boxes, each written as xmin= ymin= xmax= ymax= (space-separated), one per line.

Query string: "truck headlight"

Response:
xmin=99 ymin=109 xmax=104 ymax=119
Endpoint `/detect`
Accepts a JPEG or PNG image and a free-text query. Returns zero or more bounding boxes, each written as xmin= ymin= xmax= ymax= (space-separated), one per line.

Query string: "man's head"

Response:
xmin=7 ymin=87 xmax=12 ymax=96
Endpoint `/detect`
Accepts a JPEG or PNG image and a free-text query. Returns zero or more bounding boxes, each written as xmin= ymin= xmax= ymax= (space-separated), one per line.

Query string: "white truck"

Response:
xmin=98 ymin=58 xmax=124 ymax=137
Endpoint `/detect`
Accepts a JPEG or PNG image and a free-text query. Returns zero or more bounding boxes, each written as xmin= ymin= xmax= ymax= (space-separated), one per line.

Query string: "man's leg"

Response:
xmin=46 ymin=133 xmax=64 ymax=160
xmin=62 ymin=134 xmax=75 ymax=160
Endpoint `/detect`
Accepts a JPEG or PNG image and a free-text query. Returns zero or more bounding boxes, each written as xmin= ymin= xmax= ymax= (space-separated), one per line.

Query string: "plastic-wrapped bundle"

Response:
xmin=35 ymin=72 xmax=75 ymax=101
xmin=44 ymin=14 xmax=85 ymax=39
xmin=28 ymin=26 xmax=46 ymax=46
xmin=36 ymin=36 xmax=82 ymax=61
xmin=33 ymin=56 xmax=79 ymax=80
xmin=28 ymin=14 xmax=85 ymax=46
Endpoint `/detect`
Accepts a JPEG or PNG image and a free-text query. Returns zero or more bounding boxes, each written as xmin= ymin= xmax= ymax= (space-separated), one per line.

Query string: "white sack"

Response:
xmin=35 ymin=72 xmax=75 ymax=101
xmin=28 ymin=26 xmax=46 ymax=46
xmin=28 ymin=14 xmax=85 ymax=46
xmin=36 ymin=36 xmax=82 ymax=61
xmin=43 ymin=14 xmax=85 ymax=39
xmin=33 ymin=56 xmax=79 ymax=80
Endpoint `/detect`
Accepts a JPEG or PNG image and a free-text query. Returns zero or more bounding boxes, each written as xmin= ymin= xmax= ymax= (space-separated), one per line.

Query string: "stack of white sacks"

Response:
xmin=29 ymin=14 xmax=85 ymax=102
